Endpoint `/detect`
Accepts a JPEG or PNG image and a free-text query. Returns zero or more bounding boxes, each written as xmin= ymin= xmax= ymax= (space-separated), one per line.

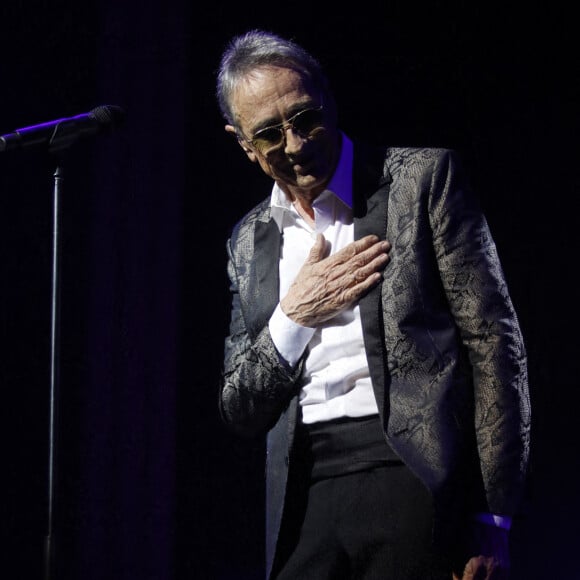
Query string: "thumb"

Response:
xmin=305 ymin=233 xmax=328 ymax=264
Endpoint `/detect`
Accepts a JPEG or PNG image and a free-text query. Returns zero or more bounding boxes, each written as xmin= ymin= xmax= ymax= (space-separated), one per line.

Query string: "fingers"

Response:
xmin=331 ymin=234 xmax=391 ymax=265
xmin=280 ymin=234 xmax=391 ymax=327
xmin=305 ymin=234 xmax=391 ymax=291
xmin=305 ymin=233 xmax=330 ymax=264
xmin=305 ymin=233 xmax=389 ymax=265
xmin=328 ymin=235 xmax=390 ymax=287
xmin=351 ymin=247 xmax=391 ymax=284
xmin=458 ymin=556 xmax=506 ymax=580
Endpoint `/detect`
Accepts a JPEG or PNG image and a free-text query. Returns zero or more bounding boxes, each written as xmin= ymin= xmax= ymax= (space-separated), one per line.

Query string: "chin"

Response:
xmin=293 ymin=176 xmax=325 ymax=194
xmin=295 ymin=168 xmax=328 ymax=188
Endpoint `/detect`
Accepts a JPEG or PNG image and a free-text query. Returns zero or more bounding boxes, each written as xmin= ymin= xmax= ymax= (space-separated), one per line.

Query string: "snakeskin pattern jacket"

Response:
xmin=220 ymin=143 xmax=531 ymax=577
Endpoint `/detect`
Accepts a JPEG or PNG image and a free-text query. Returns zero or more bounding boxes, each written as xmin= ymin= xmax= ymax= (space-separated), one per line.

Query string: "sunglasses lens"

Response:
xmin=292 ymin=108 xmax=324 ymax=134
xmin=253 ymin=127 xmax=283 ymax=152
xmin=250 ymin=105 xmax=325 ymax=154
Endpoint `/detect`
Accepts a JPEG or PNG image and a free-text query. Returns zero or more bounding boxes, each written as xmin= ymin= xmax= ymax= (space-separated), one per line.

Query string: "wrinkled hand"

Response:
xmin=280 ymin=233 xmax=391 ymax=327
xmin=452 ymin=555 xmax=507 ymax=580
xmin=452 ymin=522 xmax=510 ymax=580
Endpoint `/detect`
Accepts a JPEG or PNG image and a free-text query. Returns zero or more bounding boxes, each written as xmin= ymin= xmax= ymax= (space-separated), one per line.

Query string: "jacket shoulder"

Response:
xmin=229 ymin=197 xmax=271 ymax=248
xmin=381 ymin=147 xmax=468 ymax=189
xmin=383 ymin=146 xmax=457 ymax=168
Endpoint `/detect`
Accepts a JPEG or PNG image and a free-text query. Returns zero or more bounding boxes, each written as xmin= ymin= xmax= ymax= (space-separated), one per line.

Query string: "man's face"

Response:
xmin=225 ymin=65 xmax=340 ymax=202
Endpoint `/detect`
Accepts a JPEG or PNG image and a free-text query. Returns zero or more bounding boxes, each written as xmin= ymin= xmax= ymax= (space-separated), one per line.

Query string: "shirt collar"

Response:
xmin=270 ymin=132 xmax=353 ymax=231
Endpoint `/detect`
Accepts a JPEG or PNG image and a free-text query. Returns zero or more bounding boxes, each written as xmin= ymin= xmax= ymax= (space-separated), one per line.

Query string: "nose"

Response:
xmin=283 ymin=125 xmax=306 ymax=155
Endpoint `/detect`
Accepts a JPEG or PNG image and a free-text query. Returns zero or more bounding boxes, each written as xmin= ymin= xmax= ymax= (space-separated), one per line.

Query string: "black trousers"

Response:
xmin=272 ymin=416 xmax=450 ymax=580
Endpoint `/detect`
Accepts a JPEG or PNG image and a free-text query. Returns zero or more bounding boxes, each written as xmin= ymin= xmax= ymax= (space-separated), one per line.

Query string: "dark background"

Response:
xmin=0 ymin=2 xmax=577 ymax=579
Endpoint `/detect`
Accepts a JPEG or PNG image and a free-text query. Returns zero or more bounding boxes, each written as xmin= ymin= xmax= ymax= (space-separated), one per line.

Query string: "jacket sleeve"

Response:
xmin=431 ymin=150 xmax=531 ymax=515
xmin=219 ymin=234 xmax=304 ymax=438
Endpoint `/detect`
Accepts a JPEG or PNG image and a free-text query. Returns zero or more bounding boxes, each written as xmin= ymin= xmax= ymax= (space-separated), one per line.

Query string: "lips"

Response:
xmin=291 ymin=157 xmax=316 ymax=174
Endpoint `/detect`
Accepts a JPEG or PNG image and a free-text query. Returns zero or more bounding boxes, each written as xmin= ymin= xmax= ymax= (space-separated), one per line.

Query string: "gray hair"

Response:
xmin=216 ymin=29 xmax=328 ymax=125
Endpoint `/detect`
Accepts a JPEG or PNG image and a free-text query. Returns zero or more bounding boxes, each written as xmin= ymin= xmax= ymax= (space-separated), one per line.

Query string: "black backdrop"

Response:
xmin=0 ymin=2 xmax=577 ymax=579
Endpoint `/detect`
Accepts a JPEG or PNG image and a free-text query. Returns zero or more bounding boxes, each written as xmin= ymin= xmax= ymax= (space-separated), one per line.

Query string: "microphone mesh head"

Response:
xmin=90 ymin=105 xmax=126 ymax=128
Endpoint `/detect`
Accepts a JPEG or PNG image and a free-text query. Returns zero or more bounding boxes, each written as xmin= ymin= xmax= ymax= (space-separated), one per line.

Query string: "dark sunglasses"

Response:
xmin=243 ymin=102 xmax=325 ymax=154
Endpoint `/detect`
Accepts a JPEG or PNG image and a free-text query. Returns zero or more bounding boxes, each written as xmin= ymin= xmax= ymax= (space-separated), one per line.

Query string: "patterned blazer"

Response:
xmin=220 ymin=143 xmax=531 ymax=577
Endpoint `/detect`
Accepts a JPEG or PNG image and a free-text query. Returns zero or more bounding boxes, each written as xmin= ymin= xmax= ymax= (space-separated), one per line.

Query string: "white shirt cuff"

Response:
xmin=269 ymin=304 xmax=316 ymax=367
xmin=474 ymin=513 xmax=512 ymax=530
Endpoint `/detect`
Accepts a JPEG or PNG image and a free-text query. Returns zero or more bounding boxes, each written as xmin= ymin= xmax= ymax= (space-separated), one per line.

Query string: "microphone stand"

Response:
xmin=44 ymin=126 xmax=84 ymax=580
xmin=44 ymin=159 xmax=64 ymax=580
xmin=1 ymin=108 xmax=124 ymax=580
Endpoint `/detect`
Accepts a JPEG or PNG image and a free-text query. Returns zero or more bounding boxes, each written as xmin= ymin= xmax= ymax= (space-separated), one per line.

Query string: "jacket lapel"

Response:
xmin=247 ymin=217 xmax=281 ymax=340
xmin=353 ymin=143 xmax=392 ymax=422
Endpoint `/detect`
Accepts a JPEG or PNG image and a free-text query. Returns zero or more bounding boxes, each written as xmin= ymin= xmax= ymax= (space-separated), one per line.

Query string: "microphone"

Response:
xmin=0 ymin=105 xmax=126 ymax=153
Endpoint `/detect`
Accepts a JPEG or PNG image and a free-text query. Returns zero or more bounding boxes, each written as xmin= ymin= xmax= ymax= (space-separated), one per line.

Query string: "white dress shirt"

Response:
xmin=268 ymin=134 xmax=379 ymax=424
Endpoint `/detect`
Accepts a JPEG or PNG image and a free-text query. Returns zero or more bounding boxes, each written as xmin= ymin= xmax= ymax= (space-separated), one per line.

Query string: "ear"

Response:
xmin=225 ymin=124 xmax=258 ymax=163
